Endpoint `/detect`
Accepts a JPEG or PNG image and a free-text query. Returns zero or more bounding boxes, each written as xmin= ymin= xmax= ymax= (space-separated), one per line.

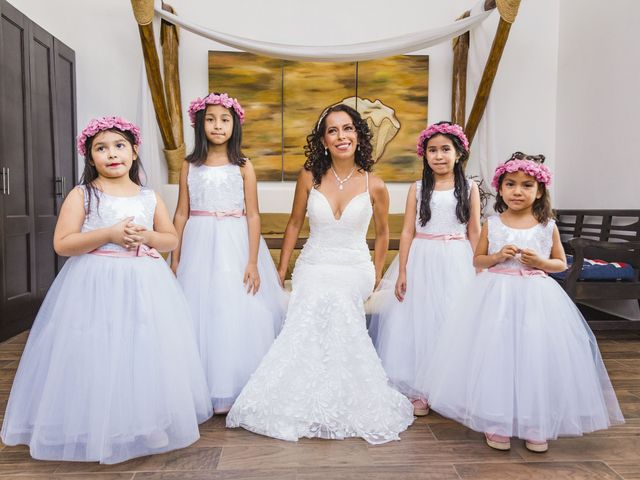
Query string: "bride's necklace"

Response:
xmin=330 ymin=165 xmax=356 ymax=191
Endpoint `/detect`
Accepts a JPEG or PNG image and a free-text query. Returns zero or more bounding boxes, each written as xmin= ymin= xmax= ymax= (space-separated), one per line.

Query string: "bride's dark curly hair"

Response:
xmin=303 ymin=104 xmax=374 ymax=187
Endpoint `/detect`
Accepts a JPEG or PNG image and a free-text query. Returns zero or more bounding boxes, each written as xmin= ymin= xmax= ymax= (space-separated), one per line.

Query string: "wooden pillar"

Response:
xmin=131 ymin=0 xmax=184 ymax=183
xmin=160 ymin=2 xmax=185 ymax=183
xmin=451 ymin=10 xmax=471 ymax=128
xmin=464 ymin=0 xmax=521 ymax=147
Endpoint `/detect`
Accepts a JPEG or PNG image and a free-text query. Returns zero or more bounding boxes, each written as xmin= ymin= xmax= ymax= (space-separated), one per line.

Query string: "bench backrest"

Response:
xmin=555 ymin=209 xmax=640 ymax=267
xmin=555 ymin=209 xmax=640 ymax=243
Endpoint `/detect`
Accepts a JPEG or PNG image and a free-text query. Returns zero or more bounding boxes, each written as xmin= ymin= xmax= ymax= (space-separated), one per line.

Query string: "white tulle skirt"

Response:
xmin=417 ymin=270 xmax=624 ymax=441
xmin=226 ymin=256 xmax=414 ymax=444
xmin=0 ymin=254 xmax=213 ymax=464
xmin=177 ymin=216 xmax=286 ymax=412
xmin=368 ymin=237 xmax=475 ymax=400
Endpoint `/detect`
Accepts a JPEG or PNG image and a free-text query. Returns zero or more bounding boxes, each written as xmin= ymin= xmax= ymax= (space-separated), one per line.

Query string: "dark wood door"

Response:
xmin=0 ymin=0 xmax=76 ymax=340
xmin=53 ymin=38 xmax=77 ymax=269
xmin=29 ymin=22 xmax=59 ymax=303
xmin=0 ymin=1 xmax=37 ymax=338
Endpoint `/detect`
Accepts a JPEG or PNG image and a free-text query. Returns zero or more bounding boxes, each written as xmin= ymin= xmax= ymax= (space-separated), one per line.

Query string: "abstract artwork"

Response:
xmin=209 ymin=51 xmax=428 ymax=181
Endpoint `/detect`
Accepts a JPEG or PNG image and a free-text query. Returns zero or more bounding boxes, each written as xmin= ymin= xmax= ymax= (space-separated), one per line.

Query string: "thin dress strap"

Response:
xmin=365 ymin=171 xmax=369 ymax=192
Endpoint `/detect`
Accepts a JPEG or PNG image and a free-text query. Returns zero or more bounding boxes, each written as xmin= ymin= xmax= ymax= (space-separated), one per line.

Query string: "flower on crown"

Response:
xmin=416 ymin=122 xmax=469 ymax=157
xmin=188 ymin=92 xmax=245 ymax=126
xmin=491 ymin=156 xmax=552 ymax=190
xmin=76 ymin=116 xmax=141 ymax=156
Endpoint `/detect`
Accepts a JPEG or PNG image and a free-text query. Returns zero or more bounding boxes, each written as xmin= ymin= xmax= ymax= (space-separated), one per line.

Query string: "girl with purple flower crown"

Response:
xmin=369 ymin=121 xmax=481 ymax=417
xmin=1 ymin=117 xmax=212 ymax=464
xmin=171 ymin=93 xmax=285 ymax=414
xmin=416 ymin=152 xmax=624 ymax=453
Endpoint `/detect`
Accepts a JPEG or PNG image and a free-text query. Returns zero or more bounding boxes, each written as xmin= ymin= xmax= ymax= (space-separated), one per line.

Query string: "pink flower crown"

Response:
xmin=491 ymin=159 xmax=552 ymax=189
xmin=77 ymin=116 xmax=141 ymax=156
xmin=188 ymin=93 xmax=245 ymax=126
xmin=416 ymin=122 xmax=469 ymax=157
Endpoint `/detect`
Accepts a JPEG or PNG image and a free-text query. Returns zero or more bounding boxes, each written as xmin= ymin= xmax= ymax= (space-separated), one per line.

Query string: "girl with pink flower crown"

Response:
xmin=416 ymin=152 xmax=624 ymax=453
xmin=1 ymin=117 xmax=213 ymax=464
xmin=369 ymin=121 xmax=481 ymax=416
xmin=172 ymin=93 xmax=285 ymax=414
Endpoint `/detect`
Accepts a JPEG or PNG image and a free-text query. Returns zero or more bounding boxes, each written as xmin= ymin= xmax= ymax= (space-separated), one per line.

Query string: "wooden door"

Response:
xmin=29 ymin=22 xmax=59 ymax=304
xmin=0 ymin=0 xmax=76 ymax=340
xmin=0 ymin=1 xmax=37 ymax=338
xmin=53 ymin=38 xmax=77 ymax=269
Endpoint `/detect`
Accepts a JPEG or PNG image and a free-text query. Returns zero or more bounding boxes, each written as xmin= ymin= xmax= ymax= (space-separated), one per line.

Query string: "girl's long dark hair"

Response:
xmin=80 ymin=128 xmax=144 ymax=213
xmin=186 ymin=96 xmax=246 ymax=167
xmin=418 ymin=122 xmax=470 ymax=226
xmin=494 ymin=152 xmax=553 ymax=224
xmin=303 ymin=103 xmax=374 ymax=187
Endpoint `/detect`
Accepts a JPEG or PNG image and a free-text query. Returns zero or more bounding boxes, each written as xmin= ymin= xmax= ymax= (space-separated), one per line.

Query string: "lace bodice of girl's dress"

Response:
xmin=487 ymin=215 xmax=555 ymax=270
xmin=415 ymin=180 xmax=471 ymax=235
xmin=80 ymin=186 xmax=156 ymax=252
xmin=299 ymin=180 xmax=373 ymax=267
xmin=187 ymin=163 xmax=244 ymax=211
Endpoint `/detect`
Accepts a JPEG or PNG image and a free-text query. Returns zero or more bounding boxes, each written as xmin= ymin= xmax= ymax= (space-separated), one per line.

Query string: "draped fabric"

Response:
xmin=154 ymin=3 xmax=493 ymax=62
xmin=465 ymin=1 xmax=499 ymax=208
xmin=149 ymin=0 xmax=499 ymax=218
xmin=136 ymin=65 xmax=167 ymax=192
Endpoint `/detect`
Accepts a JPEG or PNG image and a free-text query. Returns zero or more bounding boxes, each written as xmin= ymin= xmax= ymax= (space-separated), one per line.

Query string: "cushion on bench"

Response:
xmin=551 ymin=255 xmax=635 ymax=282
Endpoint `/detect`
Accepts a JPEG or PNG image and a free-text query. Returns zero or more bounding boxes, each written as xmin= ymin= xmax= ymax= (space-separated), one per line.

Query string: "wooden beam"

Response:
xmin=451 ymin=0 xmax=498 ymax=129
xmin=451 ymin=11 xmax=470 ymax=128
xmin=463 ymin=17 xmax=512 ymax=147
xmin=463 ymin=0 xmax=521 ymax=148
xmin=130 ymin=0 xmax=176 ymax=155
xmin=160 ymin=2 xmax=184 ymax=183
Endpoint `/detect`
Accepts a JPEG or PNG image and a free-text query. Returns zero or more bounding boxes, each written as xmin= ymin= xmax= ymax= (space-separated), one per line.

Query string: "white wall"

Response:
xmin=7 ymin=0 xmax=567 ymax=213
xmin=555 ymin=0 xmax=640 ymax=209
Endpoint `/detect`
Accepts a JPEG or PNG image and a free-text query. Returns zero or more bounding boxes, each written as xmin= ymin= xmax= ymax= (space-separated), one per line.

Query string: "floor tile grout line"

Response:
xmin=604 ymin=460 xmax=630 ymax=480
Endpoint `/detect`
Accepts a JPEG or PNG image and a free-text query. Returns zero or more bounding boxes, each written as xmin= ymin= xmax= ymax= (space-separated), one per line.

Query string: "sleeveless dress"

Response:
xmin=227 ymin=175 xmax=414 ymax=444
xmin=177 ymin=163 xmax=285 ymax=412
xmin=1 ymin=186 xmax=212 ymax=464
xmin=417 ymin=215 xmax=624 ymax=441
xmin=369 ymin=180 xmax=475 ymax=400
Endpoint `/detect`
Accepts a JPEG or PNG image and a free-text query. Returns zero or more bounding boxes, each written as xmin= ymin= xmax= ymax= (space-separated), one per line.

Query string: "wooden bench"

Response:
xmin=554 ymin=209 xmax=640 ymax=324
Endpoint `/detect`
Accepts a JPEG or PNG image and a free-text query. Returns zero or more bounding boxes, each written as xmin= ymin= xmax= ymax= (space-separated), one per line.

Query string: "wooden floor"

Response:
xmin=0 ymin=329 xmax=639 ymax=480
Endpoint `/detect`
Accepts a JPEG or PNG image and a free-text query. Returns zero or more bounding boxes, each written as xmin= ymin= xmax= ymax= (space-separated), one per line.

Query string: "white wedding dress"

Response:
xmin=227 ymin=174 xmax=414 ymax=444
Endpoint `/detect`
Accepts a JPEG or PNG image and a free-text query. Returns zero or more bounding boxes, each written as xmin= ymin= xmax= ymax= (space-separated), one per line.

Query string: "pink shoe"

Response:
xmin=412 ymin=399 xmax=429 ymax=416
xmin=485 ymin=432 xmax=511 ymax=451
xmin=525 ymin=439 xmax=549 ymax=453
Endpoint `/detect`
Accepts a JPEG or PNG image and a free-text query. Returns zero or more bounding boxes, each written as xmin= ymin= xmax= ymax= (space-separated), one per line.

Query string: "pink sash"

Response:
xmin=190 ymin=209 xmax=245 ymax=218
xmin=415 ymin=232 xmax=466 ymax=241
xmin=488 ymin=266 xmax=548 ymax=277
xmin=90 ymin=244 xmax=161 ymax=259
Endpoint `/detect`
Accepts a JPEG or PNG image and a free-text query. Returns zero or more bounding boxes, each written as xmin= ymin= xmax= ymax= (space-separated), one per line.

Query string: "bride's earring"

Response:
xmin=324 ymin=147 xmax=328 ymax=156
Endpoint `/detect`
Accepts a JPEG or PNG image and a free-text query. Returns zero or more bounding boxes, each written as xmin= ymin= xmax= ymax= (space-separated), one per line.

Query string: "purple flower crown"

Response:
xmin=491 ymin=159 xmax=552 ymax=189
xmin=416 ymin=122 xmax=469 ymax=157
xmin=77 ymin=116 xmax=141 ymax=156
xmin=188 ymin=93 xmax=245 ymax=126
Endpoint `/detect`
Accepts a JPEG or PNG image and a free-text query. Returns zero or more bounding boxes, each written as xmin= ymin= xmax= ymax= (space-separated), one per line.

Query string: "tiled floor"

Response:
xmin=0 ymin=329 xmax=639 ymax=479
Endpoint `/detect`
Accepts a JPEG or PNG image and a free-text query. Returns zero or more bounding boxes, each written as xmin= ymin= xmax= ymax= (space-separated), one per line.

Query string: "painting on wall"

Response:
xmin=209 ymin=51 xmax=428 ymax=181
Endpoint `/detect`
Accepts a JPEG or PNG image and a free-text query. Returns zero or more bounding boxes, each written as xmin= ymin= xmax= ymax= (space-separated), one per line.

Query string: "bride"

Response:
xmin=226 ymin=104 xmax=414 ymax=444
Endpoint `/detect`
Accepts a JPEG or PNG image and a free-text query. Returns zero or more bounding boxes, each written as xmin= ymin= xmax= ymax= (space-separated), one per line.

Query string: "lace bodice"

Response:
xmin=415 ymin=180 xmax=470 ymax=235
xmin=188 ymin=163 xmax=245 ymax=212
xmin=80 ymin=186 xmax=156 ymax=251
xmin=299 ymin=180 xmax=373 ymax=266
xmin=487 ymin=215 xmax=555 ymax=270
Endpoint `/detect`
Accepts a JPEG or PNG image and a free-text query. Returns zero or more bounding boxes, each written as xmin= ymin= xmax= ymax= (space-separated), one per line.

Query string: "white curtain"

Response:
xmin=465 ymin=2 xmax=500 ymax=210
xmin=136 ymin=64 xmax=167 ymax=192
xmin=154 ymin=3 xmax=493 ymax=62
